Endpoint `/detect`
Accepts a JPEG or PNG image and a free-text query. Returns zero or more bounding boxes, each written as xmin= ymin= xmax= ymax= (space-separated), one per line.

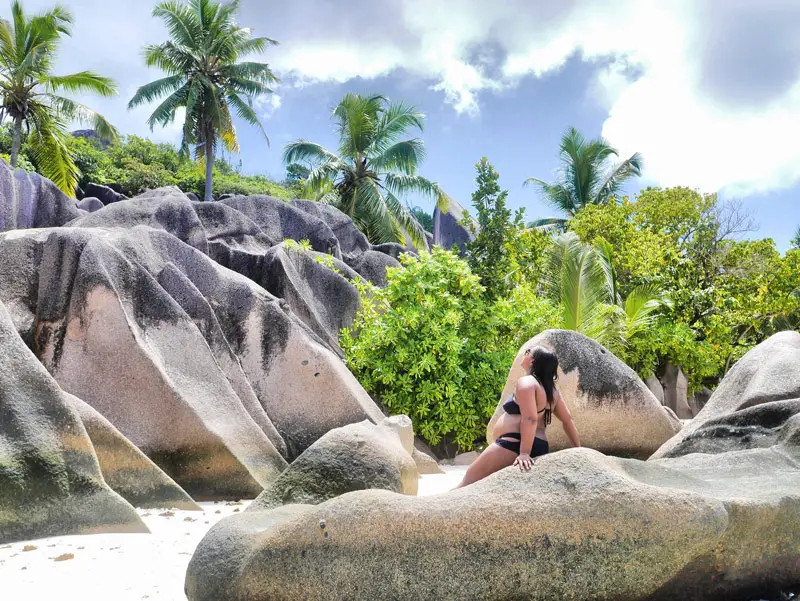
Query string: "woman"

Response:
xmin=457 ymin=346 xmax=580 ymax=488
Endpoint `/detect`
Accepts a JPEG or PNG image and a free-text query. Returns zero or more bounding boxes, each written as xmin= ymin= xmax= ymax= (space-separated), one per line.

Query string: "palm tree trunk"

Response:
xmin=204 ymin=138 xmax=214 ymax=202
xmin=10 ymin=116 xmax=23 ymax=168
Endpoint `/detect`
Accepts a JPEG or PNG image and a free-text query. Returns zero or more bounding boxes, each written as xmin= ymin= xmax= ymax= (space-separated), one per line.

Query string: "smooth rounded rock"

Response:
xmin=488 ymin=330 xmax=682 ymax=458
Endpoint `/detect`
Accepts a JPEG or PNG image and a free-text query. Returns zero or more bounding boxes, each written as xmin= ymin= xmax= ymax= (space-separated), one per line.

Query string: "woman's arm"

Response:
xmin=553 ymin=389 xmax=580 ymax=447
xmin=514 ymin=377 xmax=538 ymax=471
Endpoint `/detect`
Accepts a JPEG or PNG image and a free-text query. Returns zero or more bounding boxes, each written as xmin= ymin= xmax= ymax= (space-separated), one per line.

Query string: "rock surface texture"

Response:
xmin=432 ymin=195 xmax=476 ymax=255
xmin=0 ymin=160 xmax=81 ymax=232
xmin=67 ymin=393 xmax=201 ymax=511
xmin=651 ymin=330 xmax=800 ymax=459
xmin=0 ymin=301 xmax=146 ymax=544
xmin=186 ymin=333 xmax=800 ymax=601
xmin=0 ymin=186 xmax=388 ymax=513
xmin=488 ymin=330 xmax=682 ymax=458
xmin=247 ymin=418 xmax=418 ymax=511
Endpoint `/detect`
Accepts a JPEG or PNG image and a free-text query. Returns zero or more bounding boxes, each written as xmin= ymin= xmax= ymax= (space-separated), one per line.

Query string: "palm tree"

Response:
xmin=526 ymin=127 xmax=643 ymax=231
xmin=283 ymin=93 xmax=450 ymax=246
xmin=545 ymin=232 xmax=667 ymax=353
xmin=129 ymin=0 xmax=278 ymax=201
xmin=0 ymin=0 xmax=118 ymax=194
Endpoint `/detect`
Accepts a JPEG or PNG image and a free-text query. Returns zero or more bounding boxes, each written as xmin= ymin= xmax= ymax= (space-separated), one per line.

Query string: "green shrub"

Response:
xmin=340 ymin=247 xmax=558 ymax=451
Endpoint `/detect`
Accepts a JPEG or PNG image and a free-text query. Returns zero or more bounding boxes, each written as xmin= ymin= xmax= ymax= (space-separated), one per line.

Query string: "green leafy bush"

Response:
xmin=63 ymin=133 xmax=293 ymax=199
xmin=340 ymin=247 xmax=557 ymax=451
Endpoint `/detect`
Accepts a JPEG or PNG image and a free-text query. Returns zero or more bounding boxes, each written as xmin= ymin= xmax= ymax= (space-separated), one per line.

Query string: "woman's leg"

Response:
xmin=456 ymin=443 xmax=518 ymax=488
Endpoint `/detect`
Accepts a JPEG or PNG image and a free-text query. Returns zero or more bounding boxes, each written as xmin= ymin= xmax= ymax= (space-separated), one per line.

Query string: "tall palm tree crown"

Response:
xmin=0 ymin=0 xmax=118 ymax=195
xmin=526 ymin=127 xmax=643 ymax=231
xmin=283 ymin=93 xmax=451 ymax=247
xmin=129 ymin=0 xmax=278 ymax=201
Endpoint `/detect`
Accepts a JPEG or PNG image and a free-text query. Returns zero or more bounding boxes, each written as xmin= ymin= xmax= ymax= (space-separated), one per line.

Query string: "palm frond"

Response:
xmin=545 ymin=232 xmax=613 ymax=339
xmin=142 ymin=42 xmax=194 ymax=74
xmin=371 ymin=139 xmax=425 ymax=175
xmin=349 ymin=177 xmax=396 ymax=244
xmin=26 ymin=111 xmax=79 ymax=195
xmin=622 ymin=285 xmax=668 ymax=337
xmin=127 ymin=74 xmax=185 ymax=108
xmin=49 ymin=95 xmax=119 ymax=142
xmin=143 ymin=85 xmax=189 ymax=129
xmin=384 ymin=188 xmax=425 ymax=247
xmin=524 ymin=178 xmax=576 ymax=217
xmin=235 ymin=36 xmax=279 ymax=56
xmin=152 ymin=0 xmax=199 ymax=49
xmin=526 ymin=216 xmax=569 ymax=232
xmin=594 ymin=237 xmax=619 ymax=305
xmin=219 ymin=61 xmax=278 ymax=85
xmin=282 ymin=140 xmax=341 ymax=168
xmin=226 ymin=91 xmax=268 ymax=144
xmin=333 ymin=93 xmax=383 ymax=159
xmin=596 ymin=152 xmax=643 ymax=205
xmin=368 ymin=100 xmax=424 ymax=156
xmin=44 ymin=71 xmax=117 ymax=96
xmin=383 ymin=173 xmax=450 ymax=212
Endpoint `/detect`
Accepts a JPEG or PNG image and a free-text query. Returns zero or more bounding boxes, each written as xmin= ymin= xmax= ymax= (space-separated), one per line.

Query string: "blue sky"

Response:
xmin=16 ymin=0 xmax=800 ymax=250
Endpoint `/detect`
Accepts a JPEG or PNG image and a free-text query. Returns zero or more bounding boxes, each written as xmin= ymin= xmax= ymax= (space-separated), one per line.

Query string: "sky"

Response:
xmin=15 ymin=0 xmax=800 ymax=250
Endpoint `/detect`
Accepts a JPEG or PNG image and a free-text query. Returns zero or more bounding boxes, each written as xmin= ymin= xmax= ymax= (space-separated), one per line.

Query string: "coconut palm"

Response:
xmin=129 ymin=0 xmax=278 ymax=201
xmin=283 ymin=93 xmax=451 ymax=246
xmin=545 ymin=232 xmax=667 ymax=353
xmin=526 ymin=127 xmax=643 ymax=231
xmin=0 ymin=0 xmax=118 ymax=194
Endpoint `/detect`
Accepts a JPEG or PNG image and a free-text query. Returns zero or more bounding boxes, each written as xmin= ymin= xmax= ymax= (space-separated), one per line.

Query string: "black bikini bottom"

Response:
xmin=495 ymin=433 xmax=549 ymax=457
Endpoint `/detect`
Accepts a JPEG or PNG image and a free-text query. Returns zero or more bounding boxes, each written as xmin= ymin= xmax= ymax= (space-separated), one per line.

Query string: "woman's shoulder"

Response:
xmin=516 ymin=374 xmax=541 ymax=390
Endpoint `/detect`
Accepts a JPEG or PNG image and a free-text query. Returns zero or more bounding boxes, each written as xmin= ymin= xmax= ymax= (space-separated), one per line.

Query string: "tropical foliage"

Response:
xmin=129 ymin=0 xmax=278 ymax=200
xmin=569 ymin=187 xmax=800 ymax=386
xmin=463 ymin=158 xmax=549 ymax=301
xmin=544 ymin=232 xmax=667 ymax=355
xmin=410 ymin=206 xmax=433 ymax=233
xmin=0 ymin=0 xmax=117 ymax=194
xmin=526 ymin=127 xmax=642 ymax=231
xmin=340 ymin=248 xmax=558 ymax=452
xmin=283 ymin=93 xmax=450 ymax=246
xmin=64 ymin=133 xmax=292 ymax=199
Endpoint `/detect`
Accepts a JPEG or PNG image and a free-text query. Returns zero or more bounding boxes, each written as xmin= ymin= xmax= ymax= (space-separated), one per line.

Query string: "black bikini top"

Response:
xmin=503 ymin=393 xmax=552 ymax=425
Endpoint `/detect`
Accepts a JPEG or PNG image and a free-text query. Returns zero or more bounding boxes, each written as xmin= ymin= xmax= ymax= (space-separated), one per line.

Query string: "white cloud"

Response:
xmin=254 ymin=92 xmax=282 ymax=120
xmin=255 ymin=0 xmax=800 ymax=196
xmin=10 ymin=0 xmax=800 ymax=196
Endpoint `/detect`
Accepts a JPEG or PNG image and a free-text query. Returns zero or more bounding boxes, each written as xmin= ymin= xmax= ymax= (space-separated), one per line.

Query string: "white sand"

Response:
xmin=0 ymin=467 xmax=467 ymax=601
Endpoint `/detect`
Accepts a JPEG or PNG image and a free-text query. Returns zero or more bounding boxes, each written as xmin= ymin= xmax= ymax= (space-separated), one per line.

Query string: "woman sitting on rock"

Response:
xmin=457 ymin=346 xmax=581 ymax=487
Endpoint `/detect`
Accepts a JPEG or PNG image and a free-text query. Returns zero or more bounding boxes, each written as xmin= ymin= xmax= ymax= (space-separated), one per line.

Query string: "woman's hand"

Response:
xmin=513 ymin=453 xmax=534 ymax=471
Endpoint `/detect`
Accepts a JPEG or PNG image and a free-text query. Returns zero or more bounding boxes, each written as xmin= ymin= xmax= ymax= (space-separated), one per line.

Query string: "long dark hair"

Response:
xmin=528 ymin=346 xmax=558 ymax=423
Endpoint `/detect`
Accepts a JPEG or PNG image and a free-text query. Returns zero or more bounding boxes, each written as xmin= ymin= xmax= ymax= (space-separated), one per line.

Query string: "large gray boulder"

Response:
xmin=85 ymin=182 xmax=122 ymax=206
xmin=487 ymin=330 xmax=682 ymax=458
xmin=186 ymin=437 xmax=800 ymax=601
xmin=67 ymin=393 xmax=201 ymax=511
xmin=69 ymin=186 xmax=209 ymax=253
xmin=76 ymin=197 xmax=104 ymax=213
xmin=186 ymin=370 xmax=800 ymax=601
xmin=372 ymin=241 xmax=415 ymax=260
xmin=246 ymin=418 xmax=418 ymax=512
xmin=221 ymin=195 xmax=341 ymax=259
xmin=291 ymin=200 xmax=370 ymax=259
xmin=652 ymin=330 xmax=800 ymax=459
xmin=345 ymin=249 xmax=401 ymax=288
xmin=0 ymin=226 xmax=384 ymax=496
xmin=0 ymin=226 xmax=286 ymax=499
xmin=0 ymin=301 xmax=146 ymax=544
xmin=260 ymin=243 xmax=361 ymax=354
xmin=432 ymin=196 xmax=475 ymax=254
xmin=0 ymin=160 xmax=81 ymax=232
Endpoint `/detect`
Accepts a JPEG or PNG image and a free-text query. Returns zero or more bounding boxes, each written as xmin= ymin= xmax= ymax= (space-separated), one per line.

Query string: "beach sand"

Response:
xmin=1 ymin=466 xmax=467 ymax=601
